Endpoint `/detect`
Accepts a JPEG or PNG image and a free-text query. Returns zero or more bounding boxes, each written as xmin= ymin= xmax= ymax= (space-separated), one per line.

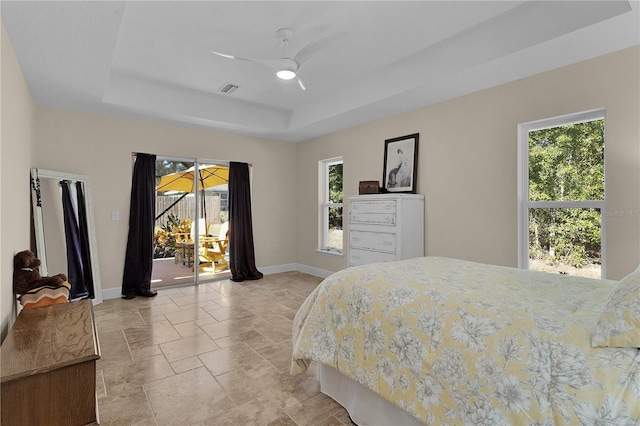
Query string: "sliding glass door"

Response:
xmin=151 ymin=157 xmax=230 ymax=288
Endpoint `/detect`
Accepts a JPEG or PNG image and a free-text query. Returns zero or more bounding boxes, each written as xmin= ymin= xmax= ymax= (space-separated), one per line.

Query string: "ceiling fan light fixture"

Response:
xmin=276 ymin=58 xmax=299 ymax=80
xmin=276 ymin=68 xmax=297 ymax=80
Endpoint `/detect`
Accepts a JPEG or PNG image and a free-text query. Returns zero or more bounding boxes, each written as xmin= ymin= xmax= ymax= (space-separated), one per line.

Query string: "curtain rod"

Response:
xmin=132 ymin=152 xmax=252 ymax=167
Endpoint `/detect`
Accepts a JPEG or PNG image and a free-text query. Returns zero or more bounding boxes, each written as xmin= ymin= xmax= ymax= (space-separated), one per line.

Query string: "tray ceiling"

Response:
xmin=2 ymin=1 xmax=638 ymax=142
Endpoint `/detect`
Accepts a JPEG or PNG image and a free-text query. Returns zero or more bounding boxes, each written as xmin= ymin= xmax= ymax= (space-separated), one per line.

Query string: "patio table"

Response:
xmin=177 ymin=241 xmax=195 ymax=267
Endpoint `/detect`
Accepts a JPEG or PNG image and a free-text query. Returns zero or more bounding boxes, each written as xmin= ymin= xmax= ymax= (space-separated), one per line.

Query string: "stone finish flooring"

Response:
xmin=94 ymin=271 xmax=351 ymax=425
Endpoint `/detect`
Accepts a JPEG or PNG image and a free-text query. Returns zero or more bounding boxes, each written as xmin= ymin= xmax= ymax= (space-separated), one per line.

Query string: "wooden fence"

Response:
xmin=155 ymin=193 xmax=227 ymax=227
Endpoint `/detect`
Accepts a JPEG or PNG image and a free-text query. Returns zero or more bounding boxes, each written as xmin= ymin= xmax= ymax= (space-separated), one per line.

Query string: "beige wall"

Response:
xmin=34 ymin=108 xmax=298 ymax=296
xmin=1 ymin=22 xmax=36 ymax=338
xmin=296 ymin=46 xmax=640 ymax=280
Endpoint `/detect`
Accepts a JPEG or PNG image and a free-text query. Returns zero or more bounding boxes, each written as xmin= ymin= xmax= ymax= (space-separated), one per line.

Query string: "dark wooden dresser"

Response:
xmin=0 ymin=299 xmax=101 ymax=425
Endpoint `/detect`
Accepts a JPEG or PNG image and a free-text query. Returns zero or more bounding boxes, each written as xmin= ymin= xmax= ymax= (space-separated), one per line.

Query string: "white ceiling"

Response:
xmin=2 ymin=1 xmax=639 ymax=142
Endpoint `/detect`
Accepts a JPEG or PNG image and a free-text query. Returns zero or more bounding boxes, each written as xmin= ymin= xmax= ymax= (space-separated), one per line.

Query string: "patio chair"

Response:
xmin=172 ymin=231 xmax=191 ymax=264
xmin=174 ymin=218 xmax=207 ymax=268
xmin=202 ymin=221 xmax=229 ymax=272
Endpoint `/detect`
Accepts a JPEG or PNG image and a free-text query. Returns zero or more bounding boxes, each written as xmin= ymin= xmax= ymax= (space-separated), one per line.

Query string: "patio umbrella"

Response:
xmin=155 ymin=164 xmax=229 ymax=222
xmin=156 ymin=164 xmax=228 ymax=193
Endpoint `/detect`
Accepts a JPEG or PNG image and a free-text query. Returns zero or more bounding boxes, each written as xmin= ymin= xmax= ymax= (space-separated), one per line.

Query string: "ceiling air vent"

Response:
xmin=219 ymin=83 xmax=239 ymax=95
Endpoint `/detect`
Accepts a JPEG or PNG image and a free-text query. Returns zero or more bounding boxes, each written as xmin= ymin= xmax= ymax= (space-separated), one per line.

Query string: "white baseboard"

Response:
xmin=295 ymin=263 xmax=334 ymax=279
xmin=258 ymin=263 xmax=297 ymax=275
xmin=101 ymin=263 xmax=334 ymax=301
xmin=102 ymin=287 xmax=123 ymax=300
xmin=258 ymin=263 xmax=334 ymax=279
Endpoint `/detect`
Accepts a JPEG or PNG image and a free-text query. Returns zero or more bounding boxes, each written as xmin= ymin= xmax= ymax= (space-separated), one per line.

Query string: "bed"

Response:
xmin=291 ymin=257 xmax=640 ymax=425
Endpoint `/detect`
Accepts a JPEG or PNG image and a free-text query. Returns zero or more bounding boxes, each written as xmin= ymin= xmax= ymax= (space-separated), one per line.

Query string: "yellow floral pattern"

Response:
xmin=292 ymin=257 xmax=640 ymax=425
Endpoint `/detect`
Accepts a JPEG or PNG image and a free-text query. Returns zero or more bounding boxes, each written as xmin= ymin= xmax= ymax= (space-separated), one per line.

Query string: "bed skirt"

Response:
xmin=318 ymin=364 xmax=424 ymax=426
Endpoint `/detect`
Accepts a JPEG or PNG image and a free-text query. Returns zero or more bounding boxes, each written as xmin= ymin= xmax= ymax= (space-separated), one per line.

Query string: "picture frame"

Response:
xmin=382 ymin=133 xmax=419 ymax=193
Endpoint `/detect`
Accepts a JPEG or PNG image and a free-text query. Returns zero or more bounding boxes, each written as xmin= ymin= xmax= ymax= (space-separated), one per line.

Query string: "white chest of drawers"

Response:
xmin=348 ymin=194 xmax=424 ymax=267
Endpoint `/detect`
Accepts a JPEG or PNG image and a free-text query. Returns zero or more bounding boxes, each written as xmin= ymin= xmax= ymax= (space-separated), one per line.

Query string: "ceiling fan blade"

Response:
xmin=212 ymin=50 xmax=280 ymax=70
xmin=293 ymin=31 xmax=347 ymax=66
xmin=211 ymin=50 xmax=250 ymax=61
xmin=297 ymin=76 xmax=307 ymax=91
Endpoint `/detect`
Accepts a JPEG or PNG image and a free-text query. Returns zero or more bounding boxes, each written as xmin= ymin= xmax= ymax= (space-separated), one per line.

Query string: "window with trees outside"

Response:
xmin=320 ymin=158 xmax=343 ymax=254
xmin=518 ymin=109 xmax=605 ymax=278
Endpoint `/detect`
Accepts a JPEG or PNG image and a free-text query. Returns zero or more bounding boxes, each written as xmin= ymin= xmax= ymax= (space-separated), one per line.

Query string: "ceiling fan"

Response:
xmin=212 ymin=28 xmax=346 ymax=91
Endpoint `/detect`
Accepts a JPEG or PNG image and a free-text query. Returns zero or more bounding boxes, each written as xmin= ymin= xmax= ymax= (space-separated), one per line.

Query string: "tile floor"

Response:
xmin=94 ymin=271 xmax=351 ymax=425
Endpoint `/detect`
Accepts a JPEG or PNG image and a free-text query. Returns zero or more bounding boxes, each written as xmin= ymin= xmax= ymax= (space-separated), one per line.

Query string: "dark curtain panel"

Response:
xmin=228 ymin=162 xmax=263 ymax=282
xmin=60 ymin=180 xmax=88 ymax=299
xmin=122 ymin=153 xmax=157 ymax=295
xmin=75 ymin=181 xmax=95 ymax=298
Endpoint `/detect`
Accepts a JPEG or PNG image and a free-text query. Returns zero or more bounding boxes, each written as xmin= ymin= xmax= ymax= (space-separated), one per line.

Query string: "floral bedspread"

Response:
xmin=291 ymin=257 xmax=640 ymax=425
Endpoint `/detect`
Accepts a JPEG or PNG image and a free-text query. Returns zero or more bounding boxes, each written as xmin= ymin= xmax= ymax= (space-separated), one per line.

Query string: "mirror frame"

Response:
xmin=30 ymin=168 xmax=103 ymax=304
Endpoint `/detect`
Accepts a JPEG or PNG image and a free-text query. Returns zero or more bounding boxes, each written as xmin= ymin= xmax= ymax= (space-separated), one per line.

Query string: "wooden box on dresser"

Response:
xmin=348 ymin=194 xmax=425 ymax=267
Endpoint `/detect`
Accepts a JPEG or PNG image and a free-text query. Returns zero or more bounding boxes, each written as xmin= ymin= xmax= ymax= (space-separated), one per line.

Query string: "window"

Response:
xmin=518 ymin=110 xmax=606 ymax=278
xmin=319 ymin=158 xmax=343 ymax=254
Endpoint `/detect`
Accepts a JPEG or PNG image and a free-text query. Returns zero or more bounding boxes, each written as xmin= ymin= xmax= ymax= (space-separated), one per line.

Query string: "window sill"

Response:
xmin=316 ymin=249 xmax=343 ymax=258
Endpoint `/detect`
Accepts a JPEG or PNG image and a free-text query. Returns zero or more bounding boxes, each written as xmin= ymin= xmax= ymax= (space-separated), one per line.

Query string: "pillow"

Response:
xmin=18 ymin=282 xmax=71 ymax=309
xmin=591 ymin=265 xmax=640 ymax=348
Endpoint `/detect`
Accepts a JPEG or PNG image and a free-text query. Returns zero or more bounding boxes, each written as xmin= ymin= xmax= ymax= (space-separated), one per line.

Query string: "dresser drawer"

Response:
xmin=350 ymin=200 xmax=397 ymax=225
xmin=350 ymin=230 xmax=396 ymax=252
xmin=350 ymin=212 xmax=396 ymax=226
xmin=349 ymin=248 xmax=396 ymax=266
xmin=350 ymin=200 xmax=396 ymax=214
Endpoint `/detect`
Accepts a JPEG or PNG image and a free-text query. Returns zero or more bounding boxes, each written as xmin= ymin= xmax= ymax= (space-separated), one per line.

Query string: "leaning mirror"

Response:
xmin=30 ymin=168 xmax=102 ymax=304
